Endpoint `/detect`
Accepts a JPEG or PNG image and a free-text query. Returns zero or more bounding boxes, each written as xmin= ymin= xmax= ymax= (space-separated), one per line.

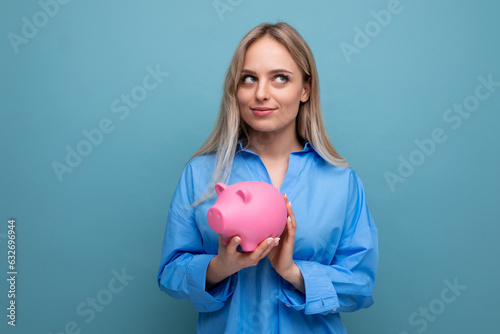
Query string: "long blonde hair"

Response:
xmin=189 ymin=22 xmax=348 ymax=206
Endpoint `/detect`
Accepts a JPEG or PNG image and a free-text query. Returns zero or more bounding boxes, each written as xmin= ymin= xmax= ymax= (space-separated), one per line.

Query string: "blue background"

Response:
xmin=1 ymin=0 xmax=499 ymax=333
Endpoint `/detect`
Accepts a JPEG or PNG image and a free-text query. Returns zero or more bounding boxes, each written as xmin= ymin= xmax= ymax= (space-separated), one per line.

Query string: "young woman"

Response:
xmin=158 ymin=22 xmax=378 ymax=333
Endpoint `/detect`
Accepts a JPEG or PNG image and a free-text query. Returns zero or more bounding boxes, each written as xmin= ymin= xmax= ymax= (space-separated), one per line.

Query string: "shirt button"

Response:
xmin=333 ymin=308 xmax=337 ymax=312
xmin=286 ymin=304 xmax=291 ymax=307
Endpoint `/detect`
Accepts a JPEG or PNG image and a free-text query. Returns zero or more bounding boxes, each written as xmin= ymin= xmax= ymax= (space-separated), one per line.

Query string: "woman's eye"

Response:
xmin=274 ymin=74 xmax=289 ymax=83
xmin=241 ymin=75 xmax=256 ymax=84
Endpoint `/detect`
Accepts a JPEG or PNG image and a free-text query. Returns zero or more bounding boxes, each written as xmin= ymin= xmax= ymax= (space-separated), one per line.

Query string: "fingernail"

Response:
xmin=267 ymin=237 xmax=273 ymax=245
xmin=274 ymin=238 xmax=280 ymax=246
xmin=289 ymin=201 xmax=292 ymax=208
xmin=235 ymin=236 xmax=241 ymax=243
xmin=288 ymin=216 xmax=291 ymax=223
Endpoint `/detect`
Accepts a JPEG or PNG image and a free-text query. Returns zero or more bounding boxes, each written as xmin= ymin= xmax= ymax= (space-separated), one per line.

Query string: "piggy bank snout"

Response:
xmin=207 ymin=207 xmax=224 ymax=232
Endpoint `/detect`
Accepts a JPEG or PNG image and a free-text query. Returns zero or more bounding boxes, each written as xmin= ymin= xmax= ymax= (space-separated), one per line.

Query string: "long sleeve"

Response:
xmin=157 ymin=162 xmax=236 ymax=312
xmin=277 ymin=170 xmax=378 ymax=315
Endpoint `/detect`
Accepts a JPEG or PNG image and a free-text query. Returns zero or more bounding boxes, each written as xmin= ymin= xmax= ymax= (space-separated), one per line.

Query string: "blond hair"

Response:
xmin=189 ymin=22 xmax=348 ymax=206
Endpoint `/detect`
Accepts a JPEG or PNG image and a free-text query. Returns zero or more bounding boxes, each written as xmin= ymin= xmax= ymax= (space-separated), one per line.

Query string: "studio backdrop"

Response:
xmin=1 ymin=0 xmax=499 ymax=333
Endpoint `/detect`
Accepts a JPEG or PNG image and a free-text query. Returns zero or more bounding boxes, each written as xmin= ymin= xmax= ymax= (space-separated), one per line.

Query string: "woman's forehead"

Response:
xmin=243 ymin=37 xmax=298 ymax=73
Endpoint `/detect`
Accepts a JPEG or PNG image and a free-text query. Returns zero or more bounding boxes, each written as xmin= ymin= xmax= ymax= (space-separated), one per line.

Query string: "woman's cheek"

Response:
xmin=237 ymin=87 xmax=253 ymax=101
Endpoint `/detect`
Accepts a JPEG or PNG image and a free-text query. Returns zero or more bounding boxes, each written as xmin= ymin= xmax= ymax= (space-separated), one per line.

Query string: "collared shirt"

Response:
xmin=158 ymin=141 xmax=378 ymax=333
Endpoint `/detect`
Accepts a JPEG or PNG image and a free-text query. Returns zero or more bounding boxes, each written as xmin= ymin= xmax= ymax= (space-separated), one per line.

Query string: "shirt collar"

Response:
xmin=236 ymin=140 xmax=327 ymax=162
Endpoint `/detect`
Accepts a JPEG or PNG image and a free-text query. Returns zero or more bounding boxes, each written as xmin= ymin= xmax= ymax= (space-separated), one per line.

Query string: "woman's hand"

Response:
xmin=267 ymin=193 xmax=305 ymax=293
xmin=206 ymin=233 xmax=279 ymax=290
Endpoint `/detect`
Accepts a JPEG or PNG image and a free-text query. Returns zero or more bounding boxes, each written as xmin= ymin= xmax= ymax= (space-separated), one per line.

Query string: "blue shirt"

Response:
xmin=158 ymin=141 xmax=378 ymax=333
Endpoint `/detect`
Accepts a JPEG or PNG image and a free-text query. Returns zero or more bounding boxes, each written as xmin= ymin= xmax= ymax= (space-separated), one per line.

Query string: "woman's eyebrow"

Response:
xmin=241 ymin=69 xmax=294 ymax=75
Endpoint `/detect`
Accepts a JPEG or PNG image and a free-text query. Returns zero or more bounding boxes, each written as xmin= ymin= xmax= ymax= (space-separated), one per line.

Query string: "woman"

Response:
xmin=158 ymin=22 xmax=378 ymax=333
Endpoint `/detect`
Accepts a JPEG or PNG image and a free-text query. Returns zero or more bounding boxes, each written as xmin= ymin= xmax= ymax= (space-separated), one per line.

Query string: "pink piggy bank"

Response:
xmin=207 ymin=181 xmax=287 ymax=252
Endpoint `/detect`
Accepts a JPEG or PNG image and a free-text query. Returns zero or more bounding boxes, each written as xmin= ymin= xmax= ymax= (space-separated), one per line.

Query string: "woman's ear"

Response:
xmin=301 ymin=78 xmax=311 ymax=103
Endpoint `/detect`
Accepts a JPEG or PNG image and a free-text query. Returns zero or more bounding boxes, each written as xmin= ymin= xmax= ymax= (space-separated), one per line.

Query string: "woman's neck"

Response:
xmin=246 ymin=122 xmax=303 ymax=160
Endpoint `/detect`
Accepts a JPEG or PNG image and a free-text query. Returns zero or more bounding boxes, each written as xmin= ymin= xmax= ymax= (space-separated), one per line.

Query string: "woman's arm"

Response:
xmin=158 ymin=207 xmax=235 ymax=312
xmin=157 ymin=163 xmax=236 ymax=313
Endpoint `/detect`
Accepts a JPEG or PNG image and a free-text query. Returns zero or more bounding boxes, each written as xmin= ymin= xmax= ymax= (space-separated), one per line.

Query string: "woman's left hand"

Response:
xmin=267 ymin=193 xmax=305 ymax=293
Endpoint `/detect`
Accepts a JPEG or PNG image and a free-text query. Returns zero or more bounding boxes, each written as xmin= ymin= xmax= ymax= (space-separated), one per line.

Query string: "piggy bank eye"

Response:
xmin=236 ymin=189 xmax=252 ymax=203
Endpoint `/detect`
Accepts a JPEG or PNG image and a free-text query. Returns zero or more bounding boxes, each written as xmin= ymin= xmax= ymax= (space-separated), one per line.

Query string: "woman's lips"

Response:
xmin=251 ymin=107 xmax=276 ymax=116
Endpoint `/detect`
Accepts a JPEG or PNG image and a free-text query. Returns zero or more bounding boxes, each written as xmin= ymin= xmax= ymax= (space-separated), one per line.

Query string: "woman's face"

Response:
xmin=237 ymin=36 xmax=310 ymax=137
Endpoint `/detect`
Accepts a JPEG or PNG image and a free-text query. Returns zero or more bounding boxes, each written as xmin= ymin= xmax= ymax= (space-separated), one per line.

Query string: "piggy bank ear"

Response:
xmin=215 ymin=183 xmax=228 ymax=195
xmin=236 ymin=189 xmax=252 ymax=203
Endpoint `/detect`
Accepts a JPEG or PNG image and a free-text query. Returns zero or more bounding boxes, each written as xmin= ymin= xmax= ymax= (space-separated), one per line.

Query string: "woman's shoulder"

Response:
xmin=310 ymin=152 xmax=354 ymax=178
xmin=177 ymin=152 xmax=218 ymax=184
xmin=185 ymin=152 xmax=217 ymax=169
xmin=305 ymin=142 xmax=354 ymax=177
xmin=309 ymin=156 xmax=368 ymax=191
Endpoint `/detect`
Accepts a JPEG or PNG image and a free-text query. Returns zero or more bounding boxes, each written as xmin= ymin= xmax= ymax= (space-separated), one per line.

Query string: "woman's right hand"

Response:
xmin=206 ymin=234 xmax=279 ymax=290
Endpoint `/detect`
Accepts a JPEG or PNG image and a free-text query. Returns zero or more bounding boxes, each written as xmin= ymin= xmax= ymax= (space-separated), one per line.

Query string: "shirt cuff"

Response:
xmin=186 ymin=254 xmax=235 ymax=312
xmin=276 ymin=260 xmax=340 ymax=314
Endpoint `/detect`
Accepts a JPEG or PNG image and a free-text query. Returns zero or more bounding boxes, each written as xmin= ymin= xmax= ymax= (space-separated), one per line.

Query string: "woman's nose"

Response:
xmin=255 ymin=81 xmax=270 ymax=101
